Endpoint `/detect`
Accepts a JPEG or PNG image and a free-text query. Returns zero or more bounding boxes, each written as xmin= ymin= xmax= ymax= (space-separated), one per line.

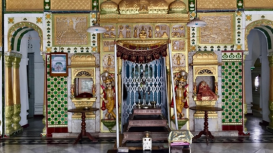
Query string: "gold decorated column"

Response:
xmin=5 ymin=55 xmax=15 ymax=135
xmin=243 ymin=55 xmax=248 ymax=133
xmin=13 ymin=55 xmax=22 ymax=132
xmin=268 ymin=56 xmax=273 ymax=130
xmin=42 ymin=55 xmax=47 ymax=137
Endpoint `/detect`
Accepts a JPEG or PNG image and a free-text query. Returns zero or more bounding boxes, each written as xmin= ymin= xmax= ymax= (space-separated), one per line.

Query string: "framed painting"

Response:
xmin=50 ymin=52 xmax=68 ymax=76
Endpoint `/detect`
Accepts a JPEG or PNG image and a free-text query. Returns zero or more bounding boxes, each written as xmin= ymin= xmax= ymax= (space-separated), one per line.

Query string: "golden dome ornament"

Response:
xmin=169 ymin=0 xmax=187 ymax=14
xmin=100 ymin=0 xmax=118 ymax=14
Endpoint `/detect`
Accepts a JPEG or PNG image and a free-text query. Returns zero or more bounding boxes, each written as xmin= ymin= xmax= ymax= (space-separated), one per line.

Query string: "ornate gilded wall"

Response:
xmin=197 ymin=0 xmax=237 ymax=10
xmin=51 ymin=0 xmax=92 ymax=11
xmin=6 ymin=0 xmax=44 ymax=11
xmin=244 ymin=0 xmax=273 ymax=9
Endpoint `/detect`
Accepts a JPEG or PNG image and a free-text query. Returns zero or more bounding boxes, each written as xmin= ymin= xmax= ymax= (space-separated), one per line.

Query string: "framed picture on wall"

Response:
xmin=50 ymin=52 xmax=68 ymax=76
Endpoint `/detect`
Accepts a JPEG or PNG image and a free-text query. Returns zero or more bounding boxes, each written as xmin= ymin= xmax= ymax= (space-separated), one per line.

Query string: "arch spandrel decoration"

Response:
xmin=8 ymin=22 xmax=43 ymax=52
xmin=245 ymin=19 xmax=273 ymax=53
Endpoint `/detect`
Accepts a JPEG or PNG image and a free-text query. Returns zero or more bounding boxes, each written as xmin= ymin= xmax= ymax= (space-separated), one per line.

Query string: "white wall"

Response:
xmin=19 ymin=33 xmax=29 ymax=126
xmin=30 ymin=31 xmax=44 ymax=115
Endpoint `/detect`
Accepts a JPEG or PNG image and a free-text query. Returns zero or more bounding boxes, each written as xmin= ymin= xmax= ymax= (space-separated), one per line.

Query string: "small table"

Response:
xmin=189 ymin=106 xmax=223 ymax=145
xmin=68 ymin=108 xmax=99 ymax=144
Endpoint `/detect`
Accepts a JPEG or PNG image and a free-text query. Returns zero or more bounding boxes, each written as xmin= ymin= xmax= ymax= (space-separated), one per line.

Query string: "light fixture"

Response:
xmin=87 ymin=11 xmax=106 ymax=34
xmin=187 ymin=0 xmax=206 ymax=27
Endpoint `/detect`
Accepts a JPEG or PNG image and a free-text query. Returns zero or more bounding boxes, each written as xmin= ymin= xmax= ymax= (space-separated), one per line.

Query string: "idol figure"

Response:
xmin=171 ymin=77 xmax=189 ymax=119
xmin=101 ymin=76 xmax=116 ymax=119
xmin=196 ymin=81 xmax=217 ymax=101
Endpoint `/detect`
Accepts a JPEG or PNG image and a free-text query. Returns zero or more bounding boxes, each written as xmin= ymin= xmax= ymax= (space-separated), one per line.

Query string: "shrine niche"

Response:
xmin=53 ymin=14 xmax=90 ymax=46
xmin=172 ymin=53 xmax=186 ymax=71
xmin=171 ymin=25 xmax=185 ymax=38
xmin=199 ymin=13 xmax=234 ymax=44
xmin=172 ymin=40 xmax=185 ymax=51
xmin=102 ymin=54 xmax=115 ymax=71
xmin=118 ymin=25 xmax=132 ymax=38
xmin=70 ymin=54 xmax=97 ymax=119
xmin=102 ymin=25 xmax=116 ymax=38
xmin=154 ymin=24 xmax=169 ymax=38
xmin=103 ymin=41 xmax=115 ymax=52
xmin=132 ymin=25 xmax=153 ymax=39
xmin=192 ymin=52 xmax=219 ymax=118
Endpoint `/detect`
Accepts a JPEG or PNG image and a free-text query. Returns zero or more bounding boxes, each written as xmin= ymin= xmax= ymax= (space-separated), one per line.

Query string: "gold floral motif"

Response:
xmin=236 ymin=44 xmax=242 ymax=50
xmin=244 ymin=0 xmax=273 ymax=9
xmin=199 ymin=14 xmax=234 ymax=44
xmin=36 ymin=17 xmax=42 ymax=24
xmin=6 ymin=0 xmax=43 ymax=11
xmin=51 ymin=0 xmax=92 ymax=11
xmin=45 ymin=14 xmax=51 ymax=20
xmin=197 ymin=0 xmax=236 ymax=10
xmin=8 ymin=18 xmax=14 ymax=24
xmin=246 ymin=15 xmax=252 ymax=21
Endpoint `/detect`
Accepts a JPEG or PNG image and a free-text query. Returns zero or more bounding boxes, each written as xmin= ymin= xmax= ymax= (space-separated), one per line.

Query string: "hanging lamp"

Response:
xmin=87 ymin=9 xmax=106 ymax=33
xmin=187 ymin=0 xmax=206 ymax=27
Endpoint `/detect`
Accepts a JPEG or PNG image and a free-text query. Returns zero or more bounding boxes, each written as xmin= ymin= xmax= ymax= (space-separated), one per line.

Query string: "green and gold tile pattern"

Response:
xmin=221 ymin=52 xmax=243 ymax=125
xmin=46 ymin=55 xmax=68 ymax=127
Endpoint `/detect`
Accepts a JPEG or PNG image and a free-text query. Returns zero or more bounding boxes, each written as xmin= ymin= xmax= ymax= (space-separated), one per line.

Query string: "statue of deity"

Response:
xmin=196 ymin=81 xmax=217 ymax=101
xmin=101 ymin=76 xmax=116 ymax=119
xmin=176 ymin=55 xmax=181 ymax=65
xmin=134 ymin=27 xmax=138 ymax=38
xmin=139 ymin=26 xmax=147 ymax=39
xmin=171 ymin=76 xmax=189 ymax=119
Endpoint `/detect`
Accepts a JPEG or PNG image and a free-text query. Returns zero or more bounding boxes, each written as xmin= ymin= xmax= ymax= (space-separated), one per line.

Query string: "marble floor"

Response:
xmin=0 ymin=115 xmax=273 ymax=153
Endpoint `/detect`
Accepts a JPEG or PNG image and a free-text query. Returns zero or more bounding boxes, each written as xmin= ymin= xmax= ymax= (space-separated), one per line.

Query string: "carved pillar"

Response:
xmin=5 ymin=55 xmax=15 ymax=136
xmin=243 ymin=55 xmax=248 ymax=133
xmin=42 ymin=54 xmax=46 ymax=136
xmin=12 ymin=56 xmax=22 ymax=132
xmin=267 ymin=56 xmax=273 ymax=130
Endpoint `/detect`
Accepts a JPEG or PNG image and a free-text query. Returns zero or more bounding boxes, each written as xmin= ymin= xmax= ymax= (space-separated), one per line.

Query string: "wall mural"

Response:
xmin=199 ymin=14 xmax=234 ymax=44
xmin=53 ymin=14 xmax=90 ymax=46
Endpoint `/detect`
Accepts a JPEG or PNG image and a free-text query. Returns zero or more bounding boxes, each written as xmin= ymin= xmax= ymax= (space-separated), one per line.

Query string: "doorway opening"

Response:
xmin=245 ymin=29 xmax=270 ymax=135
xmin=18 ymin=31 xmax=45 ymax=137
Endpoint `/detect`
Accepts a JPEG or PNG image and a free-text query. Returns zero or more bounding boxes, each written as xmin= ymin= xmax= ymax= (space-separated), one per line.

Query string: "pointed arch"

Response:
xmin=8 ymin=22 xmax=43 ymax=52
xmin=245 ymin=19 xmax=273 ymax=55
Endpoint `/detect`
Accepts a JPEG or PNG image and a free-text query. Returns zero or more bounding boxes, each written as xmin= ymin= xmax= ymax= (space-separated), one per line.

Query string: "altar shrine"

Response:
xmin=1 ymin=0 xmax=273 ymax=151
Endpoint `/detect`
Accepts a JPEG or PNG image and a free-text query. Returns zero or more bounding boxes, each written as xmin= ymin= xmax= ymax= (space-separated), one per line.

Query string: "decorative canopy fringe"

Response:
xmin=116 ymin=44 xmax=167 ymax=63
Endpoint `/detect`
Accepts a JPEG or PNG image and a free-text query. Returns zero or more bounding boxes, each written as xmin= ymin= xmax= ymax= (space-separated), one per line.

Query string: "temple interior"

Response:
xmin=1 ymin=0 xmax=273 ymax=153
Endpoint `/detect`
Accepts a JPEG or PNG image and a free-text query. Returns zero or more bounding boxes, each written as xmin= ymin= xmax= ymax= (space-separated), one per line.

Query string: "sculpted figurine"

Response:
xmin=139 ymin=26 xmax=147 ymax=39
xmin=171 ymin=71 xmax=189 ymax=119
xmin=197 ymin=81 xmax=217 ymax=101
xmin=101 ymin=73 xmax=116 ymax=119
xmin=134 ymin=27 xmax=138 ymax=38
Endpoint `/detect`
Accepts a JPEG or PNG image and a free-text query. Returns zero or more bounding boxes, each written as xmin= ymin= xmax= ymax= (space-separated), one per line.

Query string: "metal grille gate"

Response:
xmin=121 ymin=57 xmax=167 ymax=125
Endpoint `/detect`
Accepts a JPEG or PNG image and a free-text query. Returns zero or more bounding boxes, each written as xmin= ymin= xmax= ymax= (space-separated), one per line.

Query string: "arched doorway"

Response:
xmin=4 ymin=22 xmax=45 ymax=137
xmin=245 ymin=25 xmax=273 ymax=134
